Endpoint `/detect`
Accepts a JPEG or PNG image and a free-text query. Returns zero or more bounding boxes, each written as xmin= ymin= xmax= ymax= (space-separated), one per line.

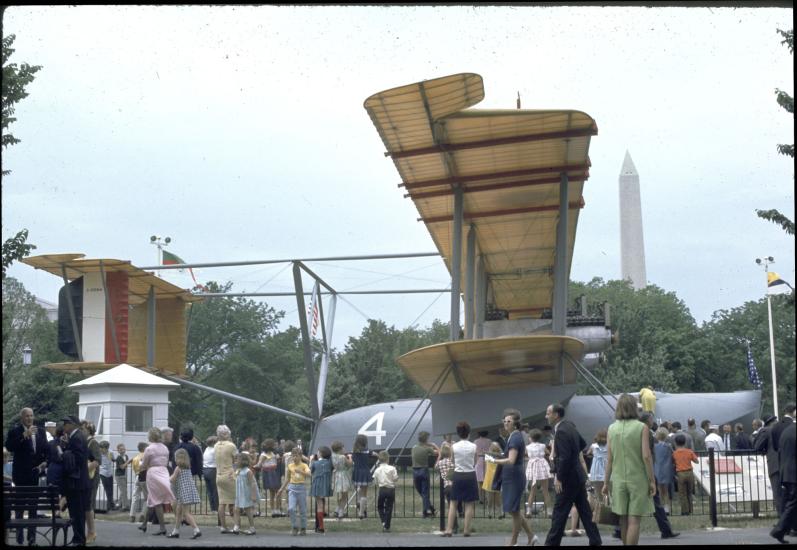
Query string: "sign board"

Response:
xmin=694 ymin=454 xmax=772 ymax=504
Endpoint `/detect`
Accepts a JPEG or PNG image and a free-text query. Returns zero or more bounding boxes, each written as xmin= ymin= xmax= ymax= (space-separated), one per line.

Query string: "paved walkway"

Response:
xmin=7 ymin=520 xmax=793 ymax=546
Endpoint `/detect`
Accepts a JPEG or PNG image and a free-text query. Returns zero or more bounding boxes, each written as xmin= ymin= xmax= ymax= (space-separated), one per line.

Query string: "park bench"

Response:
xmin=3 ymin=485 xmax=71 ymax=546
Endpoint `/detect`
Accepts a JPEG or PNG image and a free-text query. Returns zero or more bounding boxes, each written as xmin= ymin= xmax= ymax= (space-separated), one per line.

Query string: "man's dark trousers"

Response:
xmin=653 ymin=491 xmax=675 ymax=535
xmin=65 ymin=488 xmax=87 ymax=545
xmin=544 ymin=482 xmax=601 ymax=546
xmin=412 ymin=468 xmax=432 ymax=515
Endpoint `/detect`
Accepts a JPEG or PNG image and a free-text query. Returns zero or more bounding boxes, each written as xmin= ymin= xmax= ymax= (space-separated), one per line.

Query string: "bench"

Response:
xmin=3 ymin=485 xmax=71 ymax=546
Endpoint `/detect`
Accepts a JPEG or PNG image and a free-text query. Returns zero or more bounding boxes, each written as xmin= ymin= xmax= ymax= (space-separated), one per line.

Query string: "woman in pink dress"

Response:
xmin=138 ymin=427 xmax=175 ymax=536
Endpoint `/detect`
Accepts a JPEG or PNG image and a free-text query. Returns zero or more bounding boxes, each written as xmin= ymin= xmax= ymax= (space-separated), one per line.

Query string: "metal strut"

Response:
xmin=564 ymin=353 xmax=617 ymax=413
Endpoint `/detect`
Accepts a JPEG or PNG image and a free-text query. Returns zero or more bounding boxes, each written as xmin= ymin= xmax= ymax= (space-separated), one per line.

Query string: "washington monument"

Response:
xmin=619 ymin=151 xmax=647 ymax=290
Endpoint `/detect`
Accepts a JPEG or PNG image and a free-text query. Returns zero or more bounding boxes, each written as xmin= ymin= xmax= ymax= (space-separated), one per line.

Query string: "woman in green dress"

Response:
xmin=602 ymin=394 xmax=655 ymax=546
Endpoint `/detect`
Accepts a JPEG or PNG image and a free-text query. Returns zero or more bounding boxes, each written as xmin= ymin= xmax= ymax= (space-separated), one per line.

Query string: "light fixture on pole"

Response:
xmin=755 ymin=255 xmax=778 ymax=417
xmin=22 ymin=345 xmax=32 ymax=366
xmin=149 ymin=235 xmax=172 ymax=278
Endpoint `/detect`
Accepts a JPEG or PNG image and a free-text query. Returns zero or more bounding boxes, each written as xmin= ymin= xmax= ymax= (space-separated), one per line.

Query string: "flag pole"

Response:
xmin=757 ymin=255 xmax=779 ymax=417
xmin=766 ymin=292 xmax=779 ymax=418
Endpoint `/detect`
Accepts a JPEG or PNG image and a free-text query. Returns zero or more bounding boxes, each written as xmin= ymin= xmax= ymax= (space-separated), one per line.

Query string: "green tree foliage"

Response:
xmin=324 ymin=319 xmax=450 ymax=416
xmin=700 ymin=295 xmax=795 ymax=414
xmin=2 ymin=277 xmax=77 ymax=433
xmin=2 ymin=34 xmax=42 ymax=154
xmin=571 ymin=278 xmax=795 ymax=410
xmin=596 ymin=347 xmax=678 ymax=395
xmin=756 ymin=28 xmax=794 ymax=235
xmin=185 ymin=281 xmax=283 ymax=378
xmin=2 ymin=35 xmax=41 ymax=273
xmin=2 ymin=228 xmax=35 ymax=278
xmin=571 ymin=278 xmax=702 ymax=393
xmin=170 ymin=327 xmax=311 ymax=445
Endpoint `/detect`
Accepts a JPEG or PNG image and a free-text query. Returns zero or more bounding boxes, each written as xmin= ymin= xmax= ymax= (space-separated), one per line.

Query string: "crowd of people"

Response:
xmin=3 ymin=399 xmax=795 ymax=546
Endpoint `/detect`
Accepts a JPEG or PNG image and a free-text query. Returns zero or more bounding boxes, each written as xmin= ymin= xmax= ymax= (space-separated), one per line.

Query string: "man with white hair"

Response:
xmin=4 ymin=408 xmax=48 ymax=545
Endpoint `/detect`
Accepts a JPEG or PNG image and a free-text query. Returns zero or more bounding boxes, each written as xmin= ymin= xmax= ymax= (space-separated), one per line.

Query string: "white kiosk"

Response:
xmin=69 ymin=363 xmax=178 ymax=509
xmin=69 ymin=363 xmax=178 ymax=450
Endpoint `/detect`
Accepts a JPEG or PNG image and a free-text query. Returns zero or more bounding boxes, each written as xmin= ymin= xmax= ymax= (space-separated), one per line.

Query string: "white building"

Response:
xmin=69 ymin=363 xmax=179 ymax=453
xmin=34 ymin=297 xmax=58 ymax=322
xmin=68 ymin=363 xmax=179 ymax=508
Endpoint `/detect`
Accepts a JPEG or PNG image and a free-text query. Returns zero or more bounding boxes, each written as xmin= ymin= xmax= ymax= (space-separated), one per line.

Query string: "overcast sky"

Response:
xmin=2 ymin=5 xmax=794 ymax=352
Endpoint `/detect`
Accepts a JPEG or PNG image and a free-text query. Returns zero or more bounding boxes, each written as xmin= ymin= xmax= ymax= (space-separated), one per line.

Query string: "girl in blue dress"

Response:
xmin=351 ymin=434 xmax=377 ymax=519
xmin=233 ymin=452 xmax=258 ymax=535
xmin=310 ymin=446 xmax=333 ymax=533
xmin=654 ymin=428 xmax=674 ymax=514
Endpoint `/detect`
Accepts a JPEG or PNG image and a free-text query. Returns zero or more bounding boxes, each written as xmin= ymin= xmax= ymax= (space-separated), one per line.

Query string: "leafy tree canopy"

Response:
xmin=324 ymin=319 xmax=449 ymax=416
xmin=2 ymin=35 xmax=40 ymax=273
xmin=2 ymin=34 xmax=42 ymax=153
xmin=185 ymin=280 xmax=283 ymax=378
xmin=2 ymin=277 xmax=77 ymax=433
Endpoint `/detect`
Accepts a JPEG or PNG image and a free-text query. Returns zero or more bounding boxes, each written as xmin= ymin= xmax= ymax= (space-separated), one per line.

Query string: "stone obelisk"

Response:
xmin=619 ymin=151 xmax=647 ymax=289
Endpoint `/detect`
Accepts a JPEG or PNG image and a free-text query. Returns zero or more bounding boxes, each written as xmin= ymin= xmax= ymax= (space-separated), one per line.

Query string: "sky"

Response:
xmin=2 ymin=5 xmax=794 ymax=352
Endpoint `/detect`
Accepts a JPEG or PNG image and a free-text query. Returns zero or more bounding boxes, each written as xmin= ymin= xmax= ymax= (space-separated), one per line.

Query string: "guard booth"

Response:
xmin=68 ymin=363 xmax=179 ymax=508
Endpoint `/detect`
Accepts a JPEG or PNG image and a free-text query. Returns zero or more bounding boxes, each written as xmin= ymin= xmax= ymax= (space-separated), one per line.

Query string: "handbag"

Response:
xmin=491 ymin=464 xmax=503 ymax=491
xmin=593 ymin=494 xmax=620 ymax=526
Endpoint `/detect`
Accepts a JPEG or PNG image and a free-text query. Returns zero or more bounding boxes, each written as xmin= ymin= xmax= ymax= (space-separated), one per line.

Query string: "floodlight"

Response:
xmin=768 ymin=256 xmax=774 ymax=262
xmin=756 ymin=258 xmax=762 ymax=265
xmin=165 ymin=237 xmax=171 ymax=244
xmin=150 ymin=235 xmax=157 ymax=242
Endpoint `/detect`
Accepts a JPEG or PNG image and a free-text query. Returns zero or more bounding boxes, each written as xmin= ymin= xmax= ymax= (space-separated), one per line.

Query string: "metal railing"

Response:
xmin=85 ymin=449 xmax=779 ymax=526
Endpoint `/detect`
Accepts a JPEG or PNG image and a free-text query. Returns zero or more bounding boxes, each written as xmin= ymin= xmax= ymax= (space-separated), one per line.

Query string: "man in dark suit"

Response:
xmin=754 ymin=414 xmax=782 ymax=513
xmin=543 ymin=403 xmax=602 ymax=546
xmin=770 ymin=403 xmax=796 ymax=515
xmin=733 ymin=423 xmax=753 ymax=451
xmin=4 ymin=407 xmax=48 ymax=545
xmin=771 ymin=422 xmax=796 ymax=543
xmin=61 ymin=415 xmax=91 ymax=546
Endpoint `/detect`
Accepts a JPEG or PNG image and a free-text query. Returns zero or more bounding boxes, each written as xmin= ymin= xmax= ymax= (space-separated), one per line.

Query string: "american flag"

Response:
xmin=746 ymin=342 xmax=763 ymax=390
xmin=307 ymin=281 xmax=320 ymax=338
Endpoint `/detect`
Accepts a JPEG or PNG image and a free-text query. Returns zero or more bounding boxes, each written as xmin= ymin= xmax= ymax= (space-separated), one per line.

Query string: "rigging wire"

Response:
xmin=305 ymin=260 xmax=445 ymax=287
xmin=409 ymin=285 xmax=451 ymax=328
xmin=252 ymin=261 xmax=292 ymax=293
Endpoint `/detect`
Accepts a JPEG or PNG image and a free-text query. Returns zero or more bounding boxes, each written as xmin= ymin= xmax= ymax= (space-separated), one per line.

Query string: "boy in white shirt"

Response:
xmin=373 ymin=451 xmax=398 ymax=532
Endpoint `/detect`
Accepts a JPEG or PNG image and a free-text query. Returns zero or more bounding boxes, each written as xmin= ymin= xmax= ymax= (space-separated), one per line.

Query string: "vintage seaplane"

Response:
xmin=22 ymin=73 xmax=760 ymax=452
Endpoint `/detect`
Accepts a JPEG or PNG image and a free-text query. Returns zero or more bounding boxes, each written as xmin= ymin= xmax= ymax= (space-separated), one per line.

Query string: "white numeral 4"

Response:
xmin=358 ymin=412 xmax=386 ymax=446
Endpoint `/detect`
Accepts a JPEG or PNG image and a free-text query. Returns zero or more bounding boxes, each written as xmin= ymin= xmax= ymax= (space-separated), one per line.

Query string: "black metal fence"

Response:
xmin=89 ymin=449 xmax=777 ymax=527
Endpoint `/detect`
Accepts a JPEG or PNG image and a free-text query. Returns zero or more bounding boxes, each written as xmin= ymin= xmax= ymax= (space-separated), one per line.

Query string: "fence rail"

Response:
xmin=84 ymin=448 xmax=778 ymax=527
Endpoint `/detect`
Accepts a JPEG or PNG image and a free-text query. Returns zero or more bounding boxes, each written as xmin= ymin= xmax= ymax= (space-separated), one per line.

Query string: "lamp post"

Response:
xmin=755 ymin=255 xmax=778 ymax=417
xmin=149 ymin=235 xmax=171 ymax=277
xmin=22 ymin=345 xmax=32 ymax=366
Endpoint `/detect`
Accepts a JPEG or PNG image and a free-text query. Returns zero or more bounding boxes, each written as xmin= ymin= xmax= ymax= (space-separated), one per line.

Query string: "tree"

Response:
xmin=700 ymin=295 xmax=796 ymax=414
xmin=570 ymin=278 xmax=702 ymax=394
xmin=170 ymin=327 xmax=312 ymax=445
xmin=756 ymin=28 xmax=794 ymax=235
xmin=2 ymin=277 xmax=77 ymax=433
xmin=2 ymin=34 xmax=41 ymax=274
xmin=2 ymin=228 xmax=35 ymax=278
xmin=324 ymin=319 xmax=450 ymax=416
xmin=185 ymin=281 xmax=283 ymax=378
